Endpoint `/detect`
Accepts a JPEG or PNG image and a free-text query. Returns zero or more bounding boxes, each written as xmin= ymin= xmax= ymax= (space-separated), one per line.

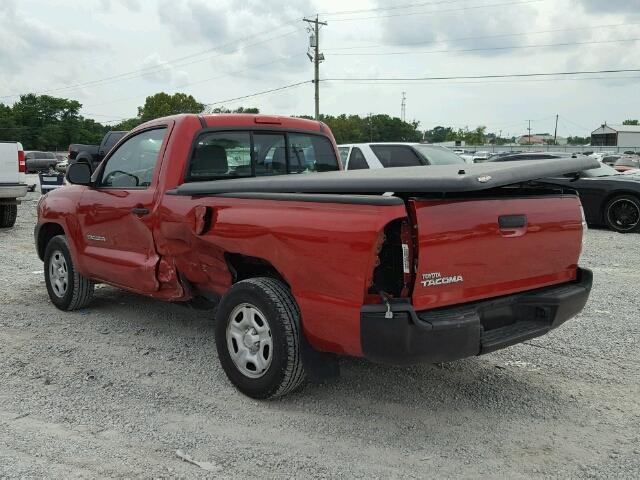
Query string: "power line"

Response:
xmin=321 ymin=68 xmax=640 ymax=82
xmin=319 ymin=0 xmax=471 ymax=16
xmin=201 ymin=80 xmax=312 ymax=107
xmin=0 ymin=24 xmax=304 ymax=100
xmin=82 ymin=57 xmax=291 ymax=108
xmin=323 ymin=21 xmax=640 ymax=51
xmin=328 ymin=0 xmax=541 ymax=22
xmin=329 ymin=37 xmax=640 ymax=57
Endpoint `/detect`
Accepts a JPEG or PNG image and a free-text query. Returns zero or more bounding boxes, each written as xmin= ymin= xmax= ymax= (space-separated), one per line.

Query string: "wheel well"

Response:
xmin=601 ymin=191 xmax=640 ymax=223
xmin=37 ymin=223 xmax=65 ymax=260
xmin=225 ymin=253 xmax=289 ymax=287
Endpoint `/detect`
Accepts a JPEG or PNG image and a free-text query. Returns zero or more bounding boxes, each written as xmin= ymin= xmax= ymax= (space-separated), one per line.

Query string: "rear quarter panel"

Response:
xmin=157 ymin=195 xmax=407 ymax=356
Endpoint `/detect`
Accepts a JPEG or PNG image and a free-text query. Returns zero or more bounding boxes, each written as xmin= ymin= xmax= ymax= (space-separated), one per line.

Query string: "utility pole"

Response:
xmin=303 ymin=15 xmax=327 ymax=120
xmin=553 ymin=114 xmax=559 ymax=145
xmin=401 ymin=92 xmax=406 ymax=122
xmin=527 ymin=119 xmax=532 ymax=145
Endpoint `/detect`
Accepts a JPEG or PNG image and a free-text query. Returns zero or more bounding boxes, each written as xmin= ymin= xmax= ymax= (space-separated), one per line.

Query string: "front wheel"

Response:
xmin=215 ymin=277 xmax=306 ymax=399
xmin=604 ymin=195 xmax=640 ymax=233
xmin=44 ymin=235 xmax=94 ymax=310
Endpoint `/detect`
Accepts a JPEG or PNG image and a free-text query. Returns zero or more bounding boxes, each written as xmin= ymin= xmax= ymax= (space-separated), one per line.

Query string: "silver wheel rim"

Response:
xmin=49 ymin=250 xmax=69 ymax=298
xmin=226 ymin=303 xmax=273 ymax=379
xmin=607 ymin=199 xmax=640 ymax=232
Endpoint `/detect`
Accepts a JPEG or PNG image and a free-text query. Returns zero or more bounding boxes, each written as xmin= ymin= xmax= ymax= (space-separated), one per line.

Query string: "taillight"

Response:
xmin=18 ymin=150 xmax=25 ymax=173
xmin=367 ymin=219 xmax=415 ymax=301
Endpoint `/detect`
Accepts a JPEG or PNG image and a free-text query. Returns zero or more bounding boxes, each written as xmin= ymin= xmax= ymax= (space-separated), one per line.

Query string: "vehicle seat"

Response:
xmin=191 ymin=144 xmax=228 ymax=176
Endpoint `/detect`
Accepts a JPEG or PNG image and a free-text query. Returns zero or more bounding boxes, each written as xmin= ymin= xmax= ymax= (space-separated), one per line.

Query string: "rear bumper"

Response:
xmin=0 ymin=183 xmax=28 ymax=200
xmin=361 ymin=268 xmax=592 ymax=365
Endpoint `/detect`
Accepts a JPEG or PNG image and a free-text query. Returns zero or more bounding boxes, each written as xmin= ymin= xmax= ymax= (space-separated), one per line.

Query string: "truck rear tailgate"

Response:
xmin=409 ymin=195 xmax=583 ymax=311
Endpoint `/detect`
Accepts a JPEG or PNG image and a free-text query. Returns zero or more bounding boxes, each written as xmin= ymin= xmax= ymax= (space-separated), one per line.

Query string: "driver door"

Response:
xmin=76 ymin=127 xmax=168 ymax=292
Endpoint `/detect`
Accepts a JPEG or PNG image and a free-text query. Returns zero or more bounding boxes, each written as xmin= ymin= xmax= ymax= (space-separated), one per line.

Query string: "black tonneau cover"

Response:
xmin=170 ymin=157 xmax=599 ymax=195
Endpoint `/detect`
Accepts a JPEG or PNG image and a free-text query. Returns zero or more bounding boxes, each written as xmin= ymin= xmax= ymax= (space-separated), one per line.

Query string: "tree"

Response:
xmin=211 ymin=106 xmax=260 ymax=114
xmin=299 ymin=114 xmax=421 ymax=144
xmin=567 ymin=136 xmax=590 ymax=145
xmin=0 ymin=94 xmax=106 ymax=150
xmin=423 ymin=126 xmax=455 ymax=143
xmin=623 ymin=119 xmax=639 ymax=125
xmin=137 ymin=92 xmax=204 ymax=122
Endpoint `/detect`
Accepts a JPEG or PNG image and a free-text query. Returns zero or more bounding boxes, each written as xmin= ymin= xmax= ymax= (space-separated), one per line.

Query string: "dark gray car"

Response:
xmin=25 ymin=151 xmax=58 ymax=173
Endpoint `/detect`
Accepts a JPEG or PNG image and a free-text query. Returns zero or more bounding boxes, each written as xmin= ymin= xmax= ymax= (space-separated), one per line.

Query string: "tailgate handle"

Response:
xmin=499 ymin=215 xmax=527 ymax=229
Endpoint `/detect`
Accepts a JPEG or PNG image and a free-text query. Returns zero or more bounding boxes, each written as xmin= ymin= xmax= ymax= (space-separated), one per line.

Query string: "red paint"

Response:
xmin=36 ymin=113 xmax=585 ymax=358
xmin=409 ymin=197 xmax=582 ymax=311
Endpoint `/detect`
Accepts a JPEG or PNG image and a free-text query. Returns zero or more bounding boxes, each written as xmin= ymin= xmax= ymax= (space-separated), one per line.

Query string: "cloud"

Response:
xmin=0 ymin=0 xmax=104 ymax=74
xmin=577 ymin=0 xmax=640 ymax=15
xmin=374 ymin=0 xmax=541 ymax=57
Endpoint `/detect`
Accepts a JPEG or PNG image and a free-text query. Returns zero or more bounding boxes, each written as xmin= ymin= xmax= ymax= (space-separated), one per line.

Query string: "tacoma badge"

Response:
xmin=421 ymin=272 xmax=464 ymax=287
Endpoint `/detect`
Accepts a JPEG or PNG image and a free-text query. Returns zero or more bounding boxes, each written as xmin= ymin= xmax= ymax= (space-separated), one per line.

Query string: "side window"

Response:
xmin=338 ymin=147 xmax=350 ymax=164
xmin=370 ymin=145 xmax=423 ymax=168
xmin=253 ymin=133 xmax=287 ymax=176
xmin=347 ymin=147 xmax=369 ymax=170
xmin=188 ymin=132 xmax=252 ymax=180
xmin=99 ymin=128 xmax=167 ymax=188
xmin=288 ymin=134 xmax=339 ymax=173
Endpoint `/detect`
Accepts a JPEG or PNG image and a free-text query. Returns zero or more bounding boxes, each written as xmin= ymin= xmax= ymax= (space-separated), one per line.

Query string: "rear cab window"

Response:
xmin=186 ymin=130 xmax=339 ymax=182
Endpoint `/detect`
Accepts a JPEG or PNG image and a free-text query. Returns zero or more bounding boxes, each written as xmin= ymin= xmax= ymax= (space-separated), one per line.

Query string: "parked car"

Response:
xmin=36 ymin=113 xmax=595 ymax=398
xmin=337 ymin=143 xmax=465 ymax=170
xmin=0 ymin=141 xmax=27 ymax=228
xmin=55 ymin=158 xmax=69 ymax=173
xmin=68 ymin=130 xmax=127 ymax=172
xmin=488 ymin=152 xmax=640 ymax=233
xmin=24 ymin=151 xmax=59 ymax=173
xmin=613 ymin=157 xmax=640 ymax=173
xmin=601 ymin=155 xmax=621 ymax=167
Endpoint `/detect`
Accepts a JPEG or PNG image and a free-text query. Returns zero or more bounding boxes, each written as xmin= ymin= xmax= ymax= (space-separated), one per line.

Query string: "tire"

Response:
xmin=215 ymin=277 xmax=306 ymax=399
xmin=44 ymin=235 xmax=94 ymax=311
xmin=604 ymin=195 xmax=640 ymax=233
xmin=0 ymin=204 xmax=17 ymax=228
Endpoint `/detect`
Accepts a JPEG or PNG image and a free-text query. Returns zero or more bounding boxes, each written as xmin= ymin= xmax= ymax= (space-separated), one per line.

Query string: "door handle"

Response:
xmin=131 ymin=207 xmax=150 ymax=216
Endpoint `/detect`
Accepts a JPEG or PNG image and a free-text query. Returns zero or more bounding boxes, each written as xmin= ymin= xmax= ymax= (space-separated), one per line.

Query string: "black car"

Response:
xmin=488 ymin=152 xmax=640 ymax=233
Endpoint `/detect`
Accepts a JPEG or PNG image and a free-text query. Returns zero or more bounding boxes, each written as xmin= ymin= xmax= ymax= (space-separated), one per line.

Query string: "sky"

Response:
xmin=1 ymin=0 xmax=639 ymax=138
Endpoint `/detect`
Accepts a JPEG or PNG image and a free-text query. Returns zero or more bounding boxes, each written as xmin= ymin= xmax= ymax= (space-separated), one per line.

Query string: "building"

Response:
xmin=591 ymin=124 xmax=640 ymax=148
xmin=517 ymin=133 xmax=567 ymax=145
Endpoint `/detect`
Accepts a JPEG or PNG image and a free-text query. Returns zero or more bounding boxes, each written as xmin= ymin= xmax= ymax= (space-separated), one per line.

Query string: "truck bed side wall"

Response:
xmin=157 ymin=195 xmax=407 ymax=356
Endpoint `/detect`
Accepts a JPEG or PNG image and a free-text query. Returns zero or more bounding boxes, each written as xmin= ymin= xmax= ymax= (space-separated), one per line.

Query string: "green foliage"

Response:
xmin=567 ymin=136 xmax=590 ymax=145
xmin=138 ymin=92 xmax=204 ymax=122
xmin=211 ymin=106 xmax=260 ymax=114
xmin=423 ymin=126 xmax=456 ymax=143
xmin=300 ymin=114 xmax=422 ymax=144
xmin=622 ymin=119 xmax=639 ymax=125
xmin=0 ymin=94 xmax=106 ymax=150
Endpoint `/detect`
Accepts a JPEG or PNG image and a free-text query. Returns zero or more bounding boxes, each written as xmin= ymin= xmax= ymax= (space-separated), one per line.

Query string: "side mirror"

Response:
xmin=66 ymin=162 xmax=92 ymax=185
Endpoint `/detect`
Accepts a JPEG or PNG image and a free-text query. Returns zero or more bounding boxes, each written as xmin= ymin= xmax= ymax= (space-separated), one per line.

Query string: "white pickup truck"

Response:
xmin=0 ymin=141 xmax=28 ymax=228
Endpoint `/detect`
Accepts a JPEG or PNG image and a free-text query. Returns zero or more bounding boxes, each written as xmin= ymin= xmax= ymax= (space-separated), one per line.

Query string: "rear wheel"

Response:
xmin=604 ymin=195 xmax=640 ymax=233
xmin=0 ymin=204 xmax=17 ymax=228
xmin=215 ymin=277 xmax=306 ymax=399
xmin=44 ymin=235 xmax=94 ymax=310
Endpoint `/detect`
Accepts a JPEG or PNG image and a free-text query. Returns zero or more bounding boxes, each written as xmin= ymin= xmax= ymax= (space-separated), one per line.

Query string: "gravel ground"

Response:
xmin=1 ymin=175 xmax=639 ymax=479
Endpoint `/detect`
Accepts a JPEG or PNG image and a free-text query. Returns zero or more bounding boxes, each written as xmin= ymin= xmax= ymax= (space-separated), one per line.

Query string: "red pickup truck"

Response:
xmin=35 ymin=114 xmax=595 ymax=398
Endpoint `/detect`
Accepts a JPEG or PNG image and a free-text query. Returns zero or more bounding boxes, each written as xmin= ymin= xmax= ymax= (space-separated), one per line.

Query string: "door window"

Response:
xmin=347 ymin=147 xmax=369 ymax=170
xmin=99 ymin=128 xmax=167 ymax=188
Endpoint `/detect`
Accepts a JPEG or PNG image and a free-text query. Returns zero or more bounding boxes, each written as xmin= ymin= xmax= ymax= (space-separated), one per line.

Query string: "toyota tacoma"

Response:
xmin=35 ymin=114 xmax=596 ymax=398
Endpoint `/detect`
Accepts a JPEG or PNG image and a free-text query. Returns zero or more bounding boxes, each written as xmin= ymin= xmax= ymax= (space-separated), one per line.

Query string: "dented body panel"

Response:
xmin=36 ymin=113 xmax=592 ymax=361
